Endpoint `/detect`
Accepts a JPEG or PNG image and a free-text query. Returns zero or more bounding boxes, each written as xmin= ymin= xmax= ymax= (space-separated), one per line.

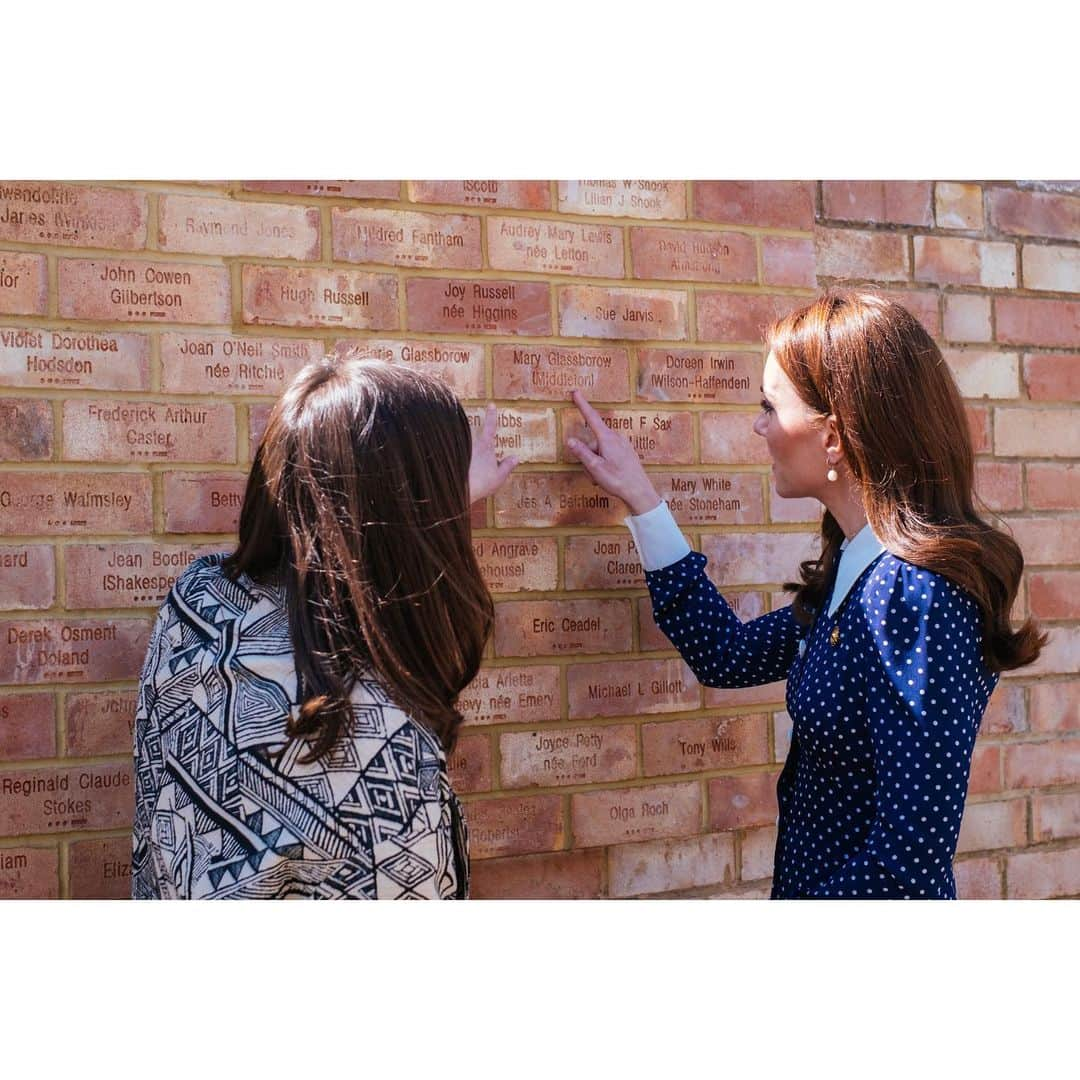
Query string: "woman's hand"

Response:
xmin=468 ymin=403 xmax=519 ymax=503
xmin=564 ymin=390 xmax=662 ymax=516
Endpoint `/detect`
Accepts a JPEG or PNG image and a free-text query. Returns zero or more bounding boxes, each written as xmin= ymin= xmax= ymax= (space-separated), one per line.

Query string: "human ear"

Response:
xmin=822 ymin=413 xmax=845 ymax=461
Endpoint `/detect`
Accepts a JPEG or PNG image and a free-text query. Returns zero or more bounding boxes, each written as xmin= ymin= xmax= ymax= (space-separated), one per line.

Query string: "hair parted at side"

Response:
xmin=766 ymin=290 xmax=1045 ymax=673
xmin=223 ymin=353 xmax=493 ymax=762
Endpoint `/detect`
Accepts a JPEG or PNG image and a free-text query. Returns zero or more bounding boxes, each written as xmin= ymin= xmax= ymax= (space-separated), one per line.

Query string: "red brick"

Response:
xmin=162 ymin=332 xmax=323 ymax=395
xmin=876 ymin=287 xmax=942 ymax=337
xmin=822 ymin=181 xmax=932 ymax=226
xmin=695 ymin=291 xmax=805 ymax=344
xmin=473 ymin=536 xmax=558 ymax=592
xmin=1006 ymin=516 xmax=1080 ymax=564
xmin=558 ymin=284 xmax=687 ymax=341
xmin=816 ymin=228 xmax=909 ymax=282
xmin=639 ymin=591 xmax=765 ymax=653
xmin=966 ymin=405 xmax=991 ymax=453
xmin=694 ymin=182 xmax=814 ymax=229
xmin=0 ymin=182 xmax=147 ymax=248
xmin=773 ymin=709 xmax=792 ymax=762
xmin=564 ymin=534 xmax=644 ymax=591
xmin=493 ymin=342 xmax=630 ymax=402
xmin=461 ymin=794 xmax=564 ymax=858
xmin=0 ymin=471 xmax=152 ymax=536
xmin=704 ymin=680 xmax=788 ymax=711
xmin=642 ymin=714 xmax=769 ymax=776
xmin=459 ymin=665 xmax=560 ymax=728
xmin=994 ymin=408 xmax=1078 ymax=457
xmin=59 ymin=257 xmax=229 ymax=324
xmin=494 ymin=472 xmax=626 ymax=528
xmin=0 ymin=692 xmax=56 ymax=759
xmin=0 ymin=617 xmax=149 ymax=686
xmin=406 ymin=277 xmax=550 ymax=336
xmin=766 ymin=478 xmax=820 ymax=525
xmin=1029 ymin=571 xmax=1080 ymax=620
xmin=62 ymin=398 xmax=235 ymax=464
xmin=761 ymin=235 xmax=816 ymax=288
xmin=700 ymin=531 xmax=819 ymax=587
xmin=572 ymin=781 xmax=701 ymax=847
xmin=935 ymin=182 xmax=985 ymax=230
xmin=954 ymin=856 xmax=1002 ymax=899
xmin=0 ymin=762 xmax=134 ymax=836
xmin=333 ymin=207 xmax=482 ymax=269
xmin=494 ymin=598 xmax=632 ymax=658
xmin=558 ymin=180 xmax=686 ymax=220
xmin=333 ymin=337 xmax=486 ymax=399
xmin=1023 ymin=353 xmax=1080 ymax=402
xmin=981 ymin=683 xmax=1027 ymax=736
xmin=66 ymin=689 xmax=137 ymax=756
xmin=944 ymin=350 xmax=1019 ymax=399
xmin=465 ymin=405 xmax=556 ymax=463
xmin=489 ymin=216 xmax=623 ymax=277
xmin=974 ymin=461 xmax=1023 ymax=512
xmin=651 ymin=471 xmax=764 ymax=526
xmin=637 ymin=348 xmax=760 ymax=404
xmin=1022 ymin=627 xmax=1080 ymax=678
xmin=968 ymin=743 xmax=1002 ymax=796
xmin=956 ymin=798 xmax=1026 ymax=854
xmin=0 ymin=845 xmax=59 ymax=898
xmin=629 ymin=226 xmax=756 ymax=283
xmin=469 ymin=848 xmax=604 ymax=899
xmin=242 ymin=265 xmax=398 ymax=330
xmin=701 ymin=881 xmax=773 ymax=899
xmin=608 ymin=831 xmax=735 ymax=897
xmin=0 ymin=399 xmax=48 ymax=460
xmin=499 ymin=723 xmax=637 ymax=788
xmin=1029 ymin=681 xmax=1080 ymax=733
xmin=65 ymin=542 xmax=222 ymax=609
xmin=1004 ymin=740 xmax=1080 ymax=789
xmin=560 ymin=407 xmax=693 ymax=465
xmin=0 ymin=251 xmax=47 ymax=315
xmin=1006 ymin=846 xmax=1080 ymax=898
xmin=740 ymin=824 xmax=778 ymax=881
xmin=407 ymin=181 xmax=550 ymax=210
xmin=0 ymin=544 xmax=55 ymax=609
xmin=248 ymin=404 xmax=272 ymax=459
xmin=1021 ymin=244 xmax=1080 ymax=292
xmin=987 ymin=188 xmax=1080 ymax=241
xmin=944 ymin=294 xmax=993 ymax=343
xmin=162 ymin=471 xmax=245 ymax=533
xmin=707 ymin=770 xmax=779 ymax=831
xmin=243 ymin=180 xmax=400 ymax=199
xmin=68 ymin=835 xmax=132 ymax=899
xmin=567 ymin=658 xmax=700 ymax=719
xmin=701 ymin=412 xmax=770 ymax=465
xmin=1032 ymin=791 xmax=1080 ymax=843
xmin=0 ymin=326 xmax=150 ymax=392
xmin=159 ymin=195 xmax=320 ymax=258
xmin=447 ymin=732 xmax=492 ymax=795
xmin=914 ymin=236 xmax=1016 ymax=287
xmin=996 ymin=296 xmax=1080 ymax=348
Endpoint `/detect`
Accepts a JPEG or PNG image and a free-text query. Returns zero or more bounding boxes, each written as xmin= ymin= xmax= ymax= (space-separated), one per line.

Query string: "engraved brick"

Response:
xmin=968 ymin=743 xmax=1002 ymax=796
xmin=248 ymin=403 xmax=272 ymax=458
xmin=560 ymin=407 xmax=693 ymax=465
xmin=974 ymin=461 xmax=1022 ymax=512
xmin=761 ymin=235 xmax=816 ymax=288
xmin=162 ymin=471 xmax=245 ymax=533
xmin=821 ymin=181 xmax=932 ymax=226
xmin=242 ymin=265 xmax=398 ymax=330
xmin=0 ymin=544 xmax=55 ymax=609
xmin=707 ymin=771 xmax=779 ymax=831
xmin=696 ymin=291 xmax=805 ymax=343
xmin=495 ymin=472 xmax=625 ymax=528
xmin=653 ymin=471 xmax=765 ymax=526
xmin=629 ymin=226 xmax=756 ymax=284
xmin=572 ymin=781 xmax=701 ymax=847
xmin=462 ymin=794 xmax=564 ymax=858
xmin=815 ymin=227 xmax=909 ymax=282
xmin=62 ymin=398 xmax=236 ymax=464
xmin=956 ymin=798 xmax=1026 ymax=854
xmin=0 ymin=692 xmax=56 ymax=759
xmin=1006 ymin=848 xmax=1080 ymax=899
xmin=966 ymin=404 xmax=991 ymax=453
xmin=1004 ymin=740 xmax=1080 ymax=789
xmin=459 ymin=665 xmax=560 ymax=727
xmin=68 ymin=835 xmax=132 ymax=899
xmin=447 ymin=732 xmax=492 ymax=795
xmin=488 ymin=215 xmax=623 ymax=277
xmin=1026 ymin=463 xmax=1080 ymax=510
xmin=332 ymin=337 xmax=485 ymax=399
xmin=243 ymin=180 xmax=400 ymax=199
xmin=567 ymin=658 xmax=700 ymax=719
xmin=162 ymin=333 xmax=323 ymax=395
xmin=59 ymin=258 xmax=230 ymax=324
xmin=769 ymin=478 xmax=822 ymax=524
xmin=641 ymin=714 xmax=769 ymax=776
xmin=0 ymin=471 xmax=152 ymax=535
xmin=0 ymin=618 xmax=149 ymax=686
xmin=694 ymin=182 xmax=814 ymax=229
xmin=996 ymin=296 xmax=1080 ymax=348
xmin=159 ymin=195 xmax=320 ymax=258
xmin=987 ymin=188 xmax=1080 ymax=241
xmin=469 ymin=848 xmax=604 ymax=899
xmin=494 ymin=598 xmax=632 ymax=658
xmin=700 ymin=531 xmax=819 ymax=586
xmin=1022 ymin=244 xmax=1080 ymax=293
xmin=608 ymin=832 xmax=735 ymax=897
xmin=408 ymin=181 xmax=550 ymax=210
xmin=1032 ymin=791 xmax=1080 ymax=843
xmin=0 ymin=762 xmax=133 ymax=836
xmin=406 ymin=277 xmax=550 ymax=336
xmin=558 ymin=284 xmax=687 ymax=340
xmin=473 ymin=536 xmax=557 ymax=592
xmin=66 ymin=688 xmax=137 ymax=756
xmin=0 ymin=251 xmax=47 ymax=315
xmin=0 ymin=182 xmax=147 ymax=248
xmin=943 ymin=294 xmax=993 ymax=343
xmin=741 ymin=824 xmax=778 ymax=881
xmin=942 ymin=350 xmax=1019 ymax=399
xmin=558 ymin=180 xmax=686 ymax=220
xmin=914 ymin=237 xmax=1017 ymax=287
xmin=0 ymin=400 xmax=51 ymax=465
xmin=1006 ymin=516 xmax=1080 ymax=564
xmin=994 ymin=408 xmax=1078 ymax=457
xmin=465 ymin=406 xmax=556 ymax=463
xmin=0 ymin=326 xmax=150 ymax=391
xmin=636 ymin=348 xmax=760 ymax=404
xmin=1023 ymin=354 xmax=1080 ymax=402
xmin=65 ymin=542 xmax=223 ymax=609
xmin=639 ymin=592 xmax=765 ymax=654
xmin=981 ymin=683 xmax=1027 ymax=736
xmin=500 ymin=723 xmax=636 ymax=788
xmin=935 ymin=182 xmax=985 ymax=230
xmin=564 ymin=534 xmax=644 ymax=591
xmin=704 ymin=680 xmax=787 ymax=711
xmin=0 ymin=845 xmax=59 ymax=899
xmin=954 ymin=857 xmax=1002 ymax=899
xmin=333 ymin=207 xmax=481 ymax=269
xmin=492 ymin=343 xmax=630 ymax=401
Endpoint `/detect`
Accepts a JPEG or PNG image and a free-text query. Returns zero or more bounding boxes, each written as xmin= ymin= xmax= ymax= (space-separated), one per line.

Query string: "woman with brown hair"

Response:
xmin=132 ymin=356 xmax=516 ymax=898
xmin=567 ymin=290 xmax=1045 ymax=899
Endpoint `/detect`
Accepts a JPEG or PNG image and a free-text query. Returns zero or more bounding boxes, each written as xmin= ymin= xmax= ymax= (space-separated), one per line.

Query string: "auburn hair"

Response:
xmin=767 ymin=290 xmax=1045 ymax=673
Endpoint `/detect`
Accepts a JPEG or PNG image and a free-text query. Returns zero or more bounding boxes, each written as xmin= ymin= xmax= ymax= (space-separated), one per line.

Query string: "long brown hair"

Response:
xmin=224 ymin=355 xmax=493 ymax=762
xmin=767 ymin=290 xmax=1044 ymax=673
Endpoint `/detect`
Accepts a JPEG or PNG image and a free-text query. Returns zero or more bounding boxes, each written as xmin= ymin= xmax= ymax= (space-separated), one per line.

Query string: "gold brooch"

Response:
xmin=829 ymin=626 xmax=841 ymax=647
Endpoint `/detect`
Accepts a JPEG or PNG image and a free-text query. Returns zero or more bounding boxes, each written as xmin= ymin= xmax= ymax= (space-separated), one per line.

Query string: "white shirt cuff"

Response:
xmin=623 ymin=499 xmax=692 ymax=572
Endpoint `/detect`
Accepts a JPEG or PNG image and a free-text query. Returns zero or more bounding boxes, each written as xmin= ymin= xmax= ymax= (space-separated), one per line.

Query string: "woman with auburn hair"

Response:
xmin=132 ymin=356 xmax=517 ymax=899
xmin=567 ymin=291 xmax=1045 ymax=899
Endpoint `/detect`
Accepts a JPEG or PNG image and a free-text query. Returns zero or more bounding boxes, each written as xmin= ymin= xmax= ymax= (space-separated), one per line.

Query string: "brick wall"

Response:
xmin=0 ymin=179 xmax=1076 ymax=899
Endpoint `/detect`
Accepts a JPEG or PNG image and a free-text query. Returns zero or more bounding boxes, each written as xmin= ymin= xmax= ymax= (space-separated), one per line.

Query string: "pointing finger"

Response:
xmin=570 ymin=390 xmax=612 ymax=446
xmin=480 ymin=402 xmax=498 ymax=448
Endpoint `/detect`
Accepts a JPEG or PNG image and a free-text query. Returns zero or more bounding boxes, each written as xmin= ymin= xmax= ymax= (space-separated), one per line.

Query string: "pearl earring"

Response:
xmin=826 ymin=458 xmax=838 ymax=483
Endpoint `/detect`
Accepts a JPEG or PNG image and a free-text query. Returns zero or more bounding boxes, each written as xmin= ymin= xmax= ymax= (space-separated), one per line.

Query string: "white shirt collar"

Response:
xmin=827 ymin=522 xmax=887 ymax=617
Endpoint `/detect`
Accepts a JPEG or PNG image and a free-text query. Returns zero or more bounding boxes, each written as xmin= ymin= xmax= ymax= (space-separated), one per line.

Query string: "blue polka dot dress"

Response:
xmin=645 ymin=545 xmax=998 ymax=899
